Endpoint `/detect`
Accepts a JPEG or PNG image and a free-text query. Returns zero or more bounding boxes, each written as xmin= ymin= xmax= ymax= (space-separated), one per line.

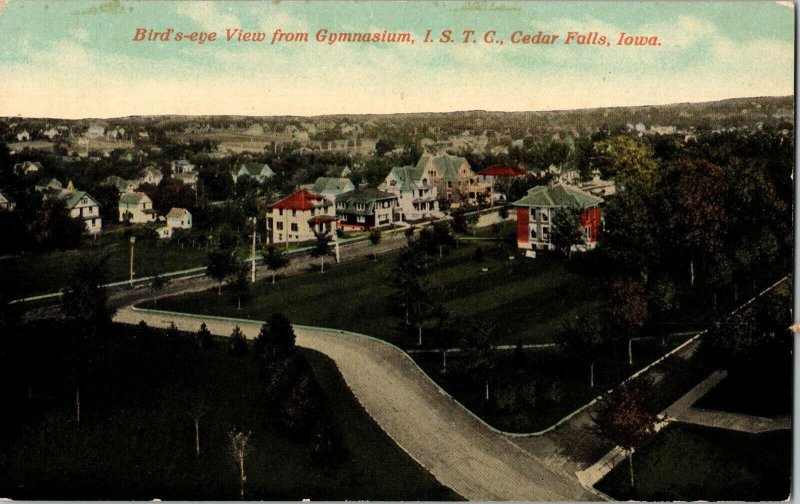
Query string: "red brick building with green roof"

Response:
xmin=512 ymin=184 xmax=603 ymax=253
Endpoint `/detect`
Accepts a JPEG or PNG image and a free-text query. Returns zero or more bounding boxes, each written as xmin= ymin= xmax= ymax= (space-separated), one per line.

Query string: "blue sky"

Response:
xmin=0 ymin=0 xmax=793 ymax=118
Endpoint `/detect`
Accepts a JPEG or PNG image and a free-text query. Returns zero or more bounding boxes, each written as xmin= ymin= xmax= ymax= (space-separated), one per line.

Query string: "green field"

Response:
xmin=595 ymin=424 xmax=791 ymax=501
xmin=152 ymin=241 xmax=604 ymax=347
xmin=0 ymin=322 xmax=458 ymax=500
xmin=0 ymin=229 xmax=211 ymax=298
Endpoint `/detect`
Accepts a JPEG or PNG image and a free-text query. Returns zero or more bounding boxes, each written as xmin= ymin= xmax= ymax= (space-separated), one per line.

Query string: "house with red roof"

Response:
xmin=477 ymin=165 xmax=529 ymax=203
xmin=512 ymin=184 xmax=603 ymax=254
xmin=266 ymin=189 xmax=336 ymax=244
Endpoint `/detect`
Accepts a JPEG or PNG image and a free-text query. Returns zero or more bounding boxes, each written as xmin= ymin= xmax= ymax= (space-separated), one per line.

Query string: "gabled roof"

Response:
xmin=240 ymin=162 xmax=274 ymax=177
xmin=337 ymin=188 xmax=396 ymax=216
xmin=36 ymin=177 xmax=62 ymax=190
xmin=478 ymin=165 xmax=527 ymax=178
xmin=59 ymin=190 xmax=99 ymax=209
xmin=512 ymin=184 xmax=603 ymax=210
xmin=310 ymin=177 xmax=354 ymax=195
xmin=0 ymin=190 xmax=14 ymax=204
xmin=270 ymin=189 xmax=329 ymax=211
xmin=416 ymin=154 xmax=473 ymax=183
xmin=387 ymin=165 xmax=428 ymax=191
xmin=167 ymin=207 xmax=190 ymax=219
xmin=119 ymin=191 xmax=151 ymax=206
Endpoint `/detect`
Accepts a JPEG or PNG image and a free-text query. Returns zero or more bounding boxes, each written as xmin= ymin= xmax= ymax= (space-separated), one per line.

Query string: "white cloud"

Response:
xmin=175 ymin=2 xmax=240 ymax=32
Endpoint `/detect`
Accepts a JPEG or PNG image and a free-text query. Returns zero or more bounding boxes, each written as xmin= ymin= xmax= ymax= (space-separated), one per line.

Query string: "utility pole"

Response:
xmin=250 ymin=217 xmax=257 ymax=283
xmin=129 ymin=236 xmax=136 ymax=287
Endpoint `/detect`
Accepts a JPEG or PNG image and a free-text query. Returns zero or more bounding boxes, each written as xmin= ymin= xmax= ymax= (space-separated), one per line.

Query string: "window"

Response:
xmin=357 ymin=216 xmax=365 ymax=223
xmin=278 ymin=209 xmax=283 ymax=216
xmin=389 ymin=180 xmax=396 ymax=186
xmin=530 ymin=228 xmax=537 ymax=239
xmin=292 ymin=210 xmax=296 ymax=217
xmin=541 ymin=210 xmax=549 ymax=222
xmin=583 ymin=227 xmax=590 ymax=241
xmin=290 ymin=223 xmax=298 ymax=232
xmin=542 ymin=226 xmax=550 ymax=239
xmin=277 ymin=222 xmax=284 ymax=230
xmin=530 ymin=208 xmax=536 ymax=219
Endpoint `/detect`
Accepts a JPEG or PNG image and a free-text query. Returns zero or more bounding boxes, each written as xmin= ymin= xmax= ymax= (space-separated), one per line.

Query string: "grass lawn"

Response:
xmin=693 ymin=363 xmax=792 ymax=418
xmin=0 ymin=322 xmax=458 ymax=500
xmin=152 ymin=241 xmax=604 ymax=347
xmin=0 ymin=229 xmax=210 ymax=298
xmin=414 ymin=337 xmax=686 ymax=433
xmin=595 ymin=423 xmax=791 ymax=501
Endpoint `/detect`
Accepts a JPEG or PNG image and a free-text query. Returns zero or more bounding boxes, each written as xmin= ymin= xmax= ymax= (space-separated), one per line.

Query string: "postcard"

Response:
xmin=0 ymin=0 xmax=794 ymax=501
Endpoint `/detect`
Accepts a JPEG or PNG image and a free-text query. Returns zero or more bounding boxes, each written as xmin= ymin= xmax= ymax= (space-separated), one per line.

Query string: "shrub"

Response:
xmin=228 ymin=325 xmax=248 ymax=356
xmin=196 ymin=322 xmax=214 ymax=349
xmin=545 ymin=381 xmax=563 ymax=405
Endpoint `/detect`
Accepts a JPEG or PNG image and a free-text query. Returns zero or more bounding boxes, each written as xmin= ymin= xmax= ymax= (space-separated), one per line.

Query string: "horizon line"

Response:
xmin=1 ymin=94 xmax=793 ymax=122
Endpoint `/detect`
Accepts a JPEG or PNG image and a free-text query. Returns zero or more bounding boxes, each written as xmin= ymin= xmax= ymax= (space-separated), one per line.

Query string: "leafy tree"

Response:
xmin=550 ymin=208 xmax=583 ymax=259
xmin=558 ymin=312 xmax=606 ymax=388
xmin=592 ymin=378 xmax=658 ymax=490
xmin=230 ymin=264 xmax=251 ymax=310
xmin=459 ymin=321 xmax=497 ymax=401
xmin=310 ymin=231 xmax=334 ymax=273
xmin=262 ymin=243 xmax=290 ymax=284
xmin=253 ymin=312 xmax=296 ymax=359
xmin=61 ymin=256 xmax=115 ymax=338
xmin=368 ymin=229 xmax=382 ymax=246
xmin=206 ymin=249 xmax=237 ymax=295
xmin=228 ymin=325 xmax=248 ymax=356
xmin=389 ymin=242 xmax=426 ymax=328
xmin=375 ymin=136 xmax=395 ymax=157
xmin=607 ymin=278 xmax=648 ymax=365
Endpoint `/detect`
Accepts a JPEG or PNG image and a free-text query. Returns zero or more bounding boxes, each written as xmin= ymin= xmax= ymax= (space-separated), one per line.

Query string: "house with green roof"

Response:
xmin=415 ymin=154 xmax=490 ymax=207
xmin=335 ymin=188 xmax=398 ymax=230
xmin=118 ymin=191 xmax=158 ymax=224
xmin=47 ymin=183 xmax=102 ymax=234
xmin=233 ymin=162 xmax=275 ymax=184
xmin=379 ymin=165 xmax=440 ymax=221
xmin=300 ymin=177 xmax=355 ymax=202
xmin=512 ymin=184 xmax=603 ymax=254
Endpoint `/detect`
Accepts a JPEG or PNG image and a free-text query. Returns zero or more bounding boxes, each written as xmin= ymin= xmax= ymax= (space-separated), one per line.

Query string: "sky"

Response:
xmin=0 ymin=0 xmax=794 ymax=118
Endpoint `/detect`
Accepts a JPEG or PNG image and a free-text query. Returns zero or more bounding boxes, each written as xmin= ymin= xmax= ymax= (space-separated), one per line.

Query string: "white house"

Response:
xmin=50 ymin=183 xmax=102 ymax=234
xmin=16 ymin=130 xmax=30 ymax=141
xmin=336 ymin=188 xmax=398 ymax=230
xmin=42 ymin=128 xmax=60 ymax=140
xmin=170 ymin=159 xmax=197 ymax=189
xmin=118 ymin=191 xmax=158 ymax=223
xmin=0 ymin=190 xmax=15 ymax=211
xmin=35 ymin=177 xmax=62 ymax=193
xmin=233 ymin=162 xmax=275 ymax=183
xmin=166 ymin=207 xmax=192 ymax=229
xmin=266 ymin=189 xmax=336 ymax=244
xmin=379 ymin=165 xmax=440 ymax=221
xmin=14 ymin=161 xmax=42 ymax=175
xmin=85 ymin=125 xmax=106 ymax=139
xmin=139 ymin=167 xmax=163 ymax=186
xmin=103 ymin=175 xmax=138 ymax=194
xmin=156 ymin=226 xmax=173 ymax=240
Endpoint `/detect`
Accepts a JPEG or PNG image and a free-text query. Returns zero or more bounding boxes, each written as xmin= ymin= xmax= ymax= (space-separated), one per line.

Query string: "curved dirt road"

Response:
xmin=114 ymin=306 xmax=597 ymax=501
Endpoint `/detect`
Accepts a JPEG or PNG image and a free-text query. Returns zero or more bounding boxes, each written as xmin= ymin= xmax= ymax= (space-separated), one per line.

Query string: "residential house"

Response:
xmin=156 ymin=226 xmax=173 ymax=240
xmin=35 ymin=177 xmax=63 ymax=193
xmin=578 ymin=170 xmax=617 ymax=198
xmin=118 ymin=191 xmax=158 ymax=224
xmin=85 ymin=125 xmax=106 ymax=139
xmin=50 ymin=183 xmax=102 ymax=234
xmin=15 ymin=130 xmax=30 ymax=142
xmin=300 ymin=177 xmax=355 ymax=203
xmin=415 ymin=154 xmax=490 ymax=207
xmin=170 ymin=159 xmax=198 ymax=189
xmin=512 ymin=184 xmax=603 ymax=254
xmin=379 ymin=165 xmax=439 ymax=221
xmin=335 ymin=188 xmax=398 ymax=230
xmin=477 ymin=165 xmax=528 ymax=203
xmin=139 ymin=167 xmax=163 ymax=186
xmin=0 ymin=190 xmax=15 ymax=211
xmin=14 ymin=161 xmax=42 ymax=176
xmin=232 ymin=162 xmax=275 ymax=183
xmin=266 ymin=189 xmax=335 ymax=244
xmin=166 ymin=208 xmax=192 ymax=229
xmin=42 ymin=127 xmax=60 ymax=140
xmin=325 ymin=166 xmax=353 ymax=178
xmin=102 ymin=175 xmax=138 ymax=194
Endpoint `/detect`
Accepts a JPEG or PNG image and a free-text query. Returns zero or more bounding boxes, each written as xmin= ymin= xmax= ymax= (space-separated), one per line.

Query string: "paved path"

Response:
xmin=677 ymin=408 xmax=792 ymax=433
xmin=114 ymin=306 xmax=598 ymax=501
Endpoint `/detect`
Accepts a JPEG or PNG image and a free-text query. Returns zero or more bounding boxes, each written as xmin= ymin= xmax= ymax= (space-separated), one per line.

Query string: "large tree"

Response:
xmin=592 ymin=378 xmax=658 ymax=490
xmin=206 ymin=249 xmax=238 ymax=295
xmin=558 ymin=312 xmax=606 ymax=388
xmin=550 ymin=208 xmax=583 ymax=259
xmin=262 ymin=243 xmax=290 ymax=284
xmin=607 ymin=278 xmax=648 ymax=365
xmin=310 ymin=230 xmax=334 ymax=273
